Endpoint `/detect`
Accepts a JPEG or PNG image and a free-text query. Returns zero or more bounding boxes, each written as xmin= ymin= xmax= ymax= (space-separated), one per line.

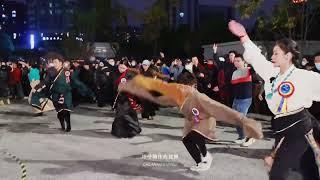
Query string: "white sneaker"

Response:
xmin=234 ymin=138 xmax=246 ymax=144
xmin=6 ymin=98 xmax=10 ymax=105
xmin=242 ymin=138 xmax=256 ymax=147
xmin=190 ymin=162 xmax=210 ymax=171
xmin=201 ymin=152 xmax=213 ymax=169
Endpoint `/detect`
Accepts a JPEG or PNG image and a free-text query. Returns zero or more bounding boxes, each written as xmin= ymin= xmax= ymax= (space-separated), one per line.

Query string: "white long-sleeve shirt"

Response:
xmin=243 ymin=40 xmax=320 ymax=116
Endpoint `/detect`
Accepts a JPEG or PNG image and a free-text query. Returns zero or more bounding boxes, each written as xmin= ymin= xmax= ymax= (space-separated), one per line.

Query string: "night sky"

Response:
xmin=8 ymin=0 xmax=278 ymax=27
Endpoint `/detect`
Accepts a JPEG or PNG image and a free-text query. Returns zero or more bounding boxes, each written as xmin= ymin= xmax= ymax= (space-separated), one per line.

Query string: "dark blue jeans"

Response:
xmin=232 ymin=98 xmax=252 ymax=139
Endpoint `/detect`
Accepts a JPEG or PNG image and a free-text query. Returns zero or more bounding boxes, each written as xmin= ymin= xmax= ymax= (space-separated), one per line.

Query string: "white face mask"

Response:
xmin=63 ymin=63 xmax=70 ymax=68
xmin=315 ymin=63 xmax=320 ymax=71
xmin=185 ymin=63 xmax=193 ymax=73
xmin=109 ymin=61 xmax=115 ymax=66
xmin=301 ymin=60 xmax=308 ymax=66
xmin=131 ymin=61 xmax=136 ymax=66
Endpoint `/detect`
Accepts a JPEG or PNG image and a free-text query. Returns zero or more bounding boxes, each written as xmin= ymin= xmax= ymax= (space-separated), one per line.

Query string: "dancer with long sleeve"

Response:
xmin=229 ymin=20 xmax=320 ymax=180
xmin=118 ymin=71 xmax=263 ymax=171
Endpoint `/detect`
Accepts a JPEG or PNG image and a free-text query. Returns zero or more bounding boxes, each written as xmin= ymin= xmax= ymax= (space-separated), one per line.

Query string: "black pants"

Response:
xmin=141 ymin=100 xmax=156 ymax=118
xmin=270 ymin=110 xmax=320 ymax=180
xmin=57 ymin=110 xmax=71 ymax=132
xmin=182 ymin=131 xmax=207 ymax=164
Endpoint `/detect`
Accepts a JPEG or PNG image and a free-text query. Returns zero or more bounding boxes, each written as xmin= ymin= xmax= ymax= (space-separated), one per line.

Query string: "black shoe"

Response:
xmin=65 ymin=119 xmax=71 ymax=132
xmin=58 ymin=119 xmax=65 ymax=130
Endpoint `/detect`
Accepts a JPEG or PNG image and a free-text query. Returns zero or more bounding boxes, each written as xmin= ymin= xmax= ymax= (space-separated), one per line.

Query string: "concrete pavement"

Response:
xmin=0 ymin=102 xmax=274 ymax=180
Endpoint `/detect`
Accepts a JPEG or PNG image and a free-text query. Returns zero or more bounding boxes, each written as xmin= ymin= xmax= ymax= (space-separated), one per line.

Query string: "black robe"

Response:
xmin=111 ymin=70 xmax=141 ymax=138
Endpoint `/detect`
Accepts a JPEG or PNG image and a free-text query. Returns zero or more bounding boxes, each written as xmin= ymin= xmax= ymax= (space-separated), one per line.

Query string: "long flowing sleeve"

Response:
xmin=196 ymin=92 xmax=263 ymax=139
xmin=128 ymin=75 xmax=187 ymax=106
xmin=243 ymin=40 xmax=279 ymax=82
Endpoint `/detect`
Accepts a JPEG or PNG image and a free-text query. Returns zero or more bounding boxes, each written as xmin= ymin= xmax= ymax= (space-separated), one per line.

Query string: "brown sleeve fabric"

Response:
xmin=197 ymin=93 xmax=263 ymax=139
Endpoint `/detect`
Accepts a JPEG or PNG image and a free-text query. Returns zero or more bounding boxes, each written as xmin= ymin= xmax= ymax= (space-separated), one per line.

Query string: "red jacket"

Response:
xmin=9 ymin=68 xmax=22 ymax=85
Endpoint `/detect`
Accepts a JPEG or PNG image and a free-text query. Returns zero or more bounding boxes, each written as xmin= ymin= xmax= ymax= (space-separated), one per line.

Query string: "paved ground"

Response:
xmin=0 ymin=101 xmax=274 ymax=180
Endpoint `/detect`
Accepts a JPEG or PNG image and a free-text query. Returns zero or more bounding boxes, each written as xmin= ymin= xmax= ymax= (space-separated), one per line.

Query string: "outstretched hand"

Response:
xmin=242 ymin=117 xmax=263 ymax=139
xmin=212 ymin=44 xmax=218 ymax=54
xmin=228 ymin=20 xmax=247 ymax=38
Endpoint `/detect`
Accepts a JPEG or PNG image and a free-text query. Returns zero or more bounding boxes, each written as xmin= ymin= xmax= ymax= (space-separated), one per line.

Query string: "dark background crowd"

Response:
xmin=1 ymin=50 xmax=320 ymax=120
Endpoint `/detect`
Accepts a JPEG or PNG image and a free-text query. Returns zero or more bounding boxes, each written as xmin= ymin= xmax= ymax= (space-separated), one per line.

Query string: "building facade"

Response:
xmin=26 ymin=0 xmax=82 ymax=48
xmin=0 ymin=1 xmax=27 ymax=42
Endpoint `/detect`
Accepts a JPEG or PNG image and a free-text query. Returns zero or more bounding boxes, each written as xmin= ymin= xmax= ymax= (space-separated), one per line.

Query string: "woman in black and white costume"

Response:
xmin=229 ymin=20 xmax=320 ymax=180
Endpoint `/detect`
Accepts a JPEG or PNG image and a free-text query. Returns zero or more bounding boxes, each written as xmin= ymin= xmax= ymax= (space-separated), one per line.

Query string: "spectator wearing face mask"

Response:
xmin=130 ymin=59 xmax=138 ymax=68
xmin=308 ymin=52 xmax=320 ymax=122
xmin=301 ymin=56 xmax=312 ymax=69
xmin=107 ymin=58 xmax=116 ymax=67
xmin=184 ymin=59 xmax=193 ymax=73
xmin=312 ymin=52 xmax=320 ymax=73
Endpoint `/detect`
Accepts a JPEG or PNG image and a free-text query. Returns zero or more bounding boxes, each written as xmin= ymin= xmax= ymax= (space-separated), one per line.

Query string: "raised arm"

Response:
xmin=228 ymin=20 xmax=279 ymax=81
xmin=212 ymin=43 xmax=223 ymax=70
xmin=18 ymin=61 xmax=30 ymax=69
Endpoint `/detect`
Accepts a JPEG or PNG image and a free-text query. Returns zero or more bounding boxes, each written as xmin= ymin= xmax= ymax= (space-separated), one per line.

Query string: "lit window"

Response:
xmin=42 ymin=37 xmax=46 ymax=41
xmin=49 ymin=10 xmax=53 ymax=15
xmin=49 ymin=2 xmax=52 ymax=7
xmin=12 ymin=10 xmax=16 ymax=17
xmin=13 ymin=33 xmax=17 ymax=39
xmin=2 ymin=14 xmax=5 ymax=18
xmin=41 ymin=33 xmax=43 ymax=37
